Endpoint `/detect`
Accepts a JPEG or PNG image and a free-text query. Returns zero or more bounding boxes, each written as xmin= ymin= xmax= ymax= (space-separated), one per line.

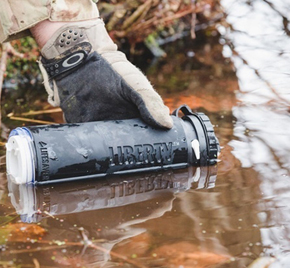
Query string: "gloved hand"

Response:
xmin=38 ymin=19 xmax=173 ymax=129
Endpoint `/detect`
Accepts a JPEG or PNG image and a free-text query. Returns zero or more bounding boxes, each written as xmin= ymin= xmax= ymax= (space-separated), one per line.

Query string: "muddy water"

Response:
xmin=1 ymin=0 xmax=290 ymax=267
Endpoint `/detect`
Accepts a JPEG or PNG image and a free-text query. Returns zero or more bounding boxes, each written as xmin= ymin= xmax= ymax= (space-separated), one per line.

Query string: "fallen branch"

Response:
xmin=8 ymin=116 xmax=55 ymax=125
xmin=122 ymin=0 xmax=153 ymax=30
xmin=8 ymin=107 xmax=62 ymax=117
xmin=112 ymin=5 xmax=203 ymax=39
xmin=129 ymin=6 xmax=202 ymax=34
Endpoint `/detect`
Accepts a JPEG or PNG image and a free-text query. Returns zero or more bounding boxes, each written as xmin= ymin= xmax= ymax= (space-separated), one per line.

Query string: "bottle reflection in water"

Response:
xmin=8 ymin=166 xmax=217 ymax=223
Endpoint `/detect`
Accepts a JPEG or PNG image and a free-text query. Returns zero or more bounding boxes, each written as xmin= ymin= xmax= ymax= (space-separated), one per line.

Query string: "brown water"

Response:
xmin=1 ymin=0 xmax=290 ymax=267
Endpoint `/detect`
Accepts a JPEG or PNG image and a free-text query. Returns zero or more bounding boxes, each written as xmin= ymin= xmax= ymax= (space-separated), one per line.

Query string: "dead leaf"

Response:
xmin=3 ymin=223 xmax=46 ymax=242
xmin=153 ymin=241 xmax=230 ymax=268
xmin=113 ymin=232 xmax=151 ymax=257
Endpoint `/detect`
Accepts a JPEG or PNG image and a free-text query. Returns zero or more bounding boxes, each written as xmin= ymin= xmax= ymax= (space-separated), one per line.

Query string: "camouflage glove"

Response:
xmin=38 ymin=19 xmax=173 ymax=129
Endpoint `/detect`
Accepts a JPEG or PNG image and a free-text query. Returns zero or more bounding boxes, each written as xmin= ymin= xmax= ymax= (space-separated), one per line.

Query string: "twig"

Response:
xmin=0 ymin=215 xmax=18 ymax=227
xmin=5 ymin=245 xmax=69 ymax=254
xmin=6 ymin=43 xmax=24 ymax=58
xmin=79 ymin=228 xmax=147 ymax=268
xmin=191 ymin=0 xmax=197 ymax=39
xmin=32 ymin=258 xmax=40 ymax=268
xmin=19 ymin=107 xmax=62 ymax=116
xmin=122 ymin=0 xmax=153 ymax=30
xmin=0 ymin=155 xmax=5 ymax=164
xmin=90 ymin=243 xmax=147 ymax=268
xmin=7 ymin=107 xmax=62 ymax=117
xmin=131 ymin=6 xmax=201 ymax=33
xmin=8 ymin=116 xmax=55 ymax=125
xmin=43 ymin=210 xmax=55 ymax=218
xmin=113 ymin=5 xmax=203 ymax=39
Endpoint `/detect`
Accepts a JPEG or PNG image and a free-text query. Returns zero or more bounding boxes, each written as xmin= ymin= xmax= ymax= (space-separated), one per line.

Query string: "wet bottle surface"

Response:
xmin=6 ymin=105 xmax=220 ymax=184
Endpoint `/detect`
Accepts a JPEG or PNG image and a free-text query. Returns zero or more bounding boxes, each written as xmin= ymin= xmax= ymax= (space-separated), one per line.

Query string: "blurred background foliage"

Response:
xmin=0 ymin=0 xmax=225 ymax=136
xmin=0 ymin=0 xmax=224 ymax=82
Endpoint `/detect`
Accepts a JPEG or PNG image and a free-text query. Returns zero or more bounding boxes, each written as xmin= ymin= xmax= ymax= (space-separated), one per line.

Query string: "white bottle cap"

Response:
xmin=6 ymin=128 xmax=35 ymax=184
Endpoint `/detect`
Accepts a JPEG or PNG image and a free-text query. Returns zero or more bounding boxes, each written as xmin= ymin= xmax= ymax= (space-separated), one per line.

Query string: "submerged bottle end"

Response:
xmin=6 ymin=130 xmax=35 ymax=184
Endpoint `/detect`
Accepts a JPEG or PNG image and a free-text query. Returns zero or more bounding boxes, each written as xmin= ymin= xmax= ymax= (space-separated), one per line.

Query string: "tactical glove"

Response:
xmin=39 ymin=19 xmax=173 ymax=129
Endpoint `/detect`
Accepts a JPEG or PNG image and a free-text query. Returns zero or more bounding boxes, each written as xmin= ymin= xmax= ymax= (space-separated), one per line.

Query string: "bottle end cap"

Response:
xmin=6 ymin=135 xmax=34 ymax=184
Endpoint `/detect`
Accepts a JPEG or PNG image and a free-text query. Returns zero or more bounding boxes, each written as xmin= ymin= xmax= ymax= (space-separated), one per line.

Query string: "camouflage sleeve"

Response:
xmin=0 ymin=0 xmax=99 ymax=43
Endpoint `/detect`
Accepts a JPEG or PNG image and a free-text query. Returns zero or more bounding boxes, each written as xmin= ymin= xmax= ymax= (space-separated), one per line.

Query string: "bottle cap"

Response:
xmin=6 ymin=128 xmax=35 ymax=184
xmin=172 ymin=105 xmax=220 ymax=165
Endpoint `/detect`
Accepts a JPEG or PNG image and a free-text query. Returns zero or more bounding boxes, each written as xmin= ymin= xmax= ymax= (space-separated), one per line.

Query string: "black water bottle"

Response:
xmin=6 ymin=105 xmax=220 ymax=184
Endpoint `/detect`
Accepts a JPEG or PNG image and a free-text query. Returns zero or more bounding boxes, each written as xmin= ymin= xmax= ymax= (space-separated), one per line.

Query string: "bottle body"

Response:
xmin=6 ymin=105 xmax=220 ymax=184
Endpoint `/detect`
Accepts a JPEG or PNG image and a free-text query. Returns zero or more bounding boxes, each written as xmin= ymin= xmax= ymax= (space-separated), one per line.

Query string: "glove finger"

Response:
xmin=100 ymin=51 xmax=173 ymax=129
xmin=129 ymin=88 xmax=173 ymax=129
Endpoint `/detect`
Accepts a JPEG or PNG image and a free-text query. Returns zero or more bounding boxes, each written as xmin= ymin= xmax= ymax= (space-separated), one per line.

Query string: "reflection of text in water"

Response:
xmin=110 ymin=172 xmax=178 ymax=199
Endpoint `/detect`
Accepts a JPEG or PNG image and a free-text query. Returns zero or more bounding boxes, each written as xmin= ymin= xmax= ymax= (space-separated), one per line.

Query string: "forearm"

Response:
xmin=30 ymin=20 xmax=69 ymax=48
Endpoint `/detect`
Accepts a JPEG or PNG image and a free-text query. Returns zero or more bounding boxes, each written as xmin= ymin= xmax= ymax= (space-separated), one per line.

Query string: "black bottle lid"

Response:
xmin=172 ymin=105 xmax=220 ymax=165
